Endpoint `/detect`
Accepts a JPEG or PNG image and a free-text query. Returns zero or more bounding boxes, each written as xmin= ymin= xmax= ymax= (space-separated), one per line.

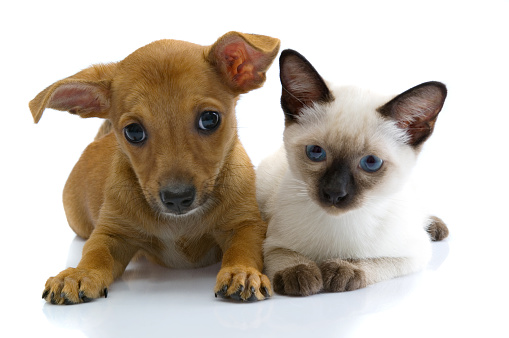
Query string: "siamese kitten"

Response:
xmin=257 ymin=49 xmax=449 ymax=296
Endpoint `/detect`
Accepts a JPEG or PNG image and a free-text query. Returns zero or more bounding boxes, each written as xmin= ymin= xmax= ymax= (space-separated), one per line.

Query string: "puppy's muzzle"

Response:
xmin=160 ymin=184 xmax=196 ymax=215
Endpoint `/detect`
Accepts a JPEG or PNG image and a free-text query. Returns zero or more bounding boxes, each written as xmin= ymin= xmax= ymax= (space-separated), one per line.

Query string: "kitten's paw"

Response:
xmin=320 ymin=260 xmax=367 ymax=292
xmin=214 ymin=266 xmax=272 ymax=301
xmin=427 ymin=216 xmax=449 ymax=241
xmin=273 ymin=263 xmax=323 ymax=296
xmin=42 ymin=267 xmax=109 ymax=305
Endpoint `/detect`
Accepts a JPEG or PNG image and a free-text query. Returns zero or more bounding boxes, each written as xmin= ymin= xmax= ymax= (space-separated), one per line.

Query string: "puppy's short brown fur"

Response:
xmin=30 ymin=31 xmax=280 ymax=304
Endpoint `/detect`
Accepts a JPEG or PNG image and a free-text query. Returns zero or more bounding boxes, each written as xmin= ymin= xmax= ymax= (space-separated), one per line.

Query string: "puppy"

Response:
xmin=30 ymin=32 xmax=280 ymax=304
xmin=257 ymin=50 xmax=449 ymax=296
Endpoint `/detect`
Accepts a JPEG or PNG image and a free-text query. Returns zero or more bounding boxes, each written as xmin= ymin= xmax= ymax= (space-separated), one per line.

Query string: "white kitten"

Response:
xmin=257 ymin=50 xmax=449 ymax=296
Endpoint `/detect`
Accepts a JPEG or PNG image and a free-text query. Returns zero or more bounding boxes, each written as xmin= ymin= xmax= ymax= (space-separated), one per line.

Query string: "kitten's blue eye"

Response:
xmin=306 ymin=145 xmax=326 ymax=162
xmin=360 ymin=155 xmax=383 ymax=172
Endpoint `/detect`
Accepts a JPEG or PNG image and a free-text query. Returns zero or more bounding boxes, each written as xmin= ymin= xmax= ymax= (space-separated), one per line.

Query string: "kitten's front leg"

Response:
xmin=320 ymin=257 xmax=422 ymax=292
xmin=320 ymin=260 xmax=367 ymax=292
xmin=264 ymin=247 xmax=323 ymax=296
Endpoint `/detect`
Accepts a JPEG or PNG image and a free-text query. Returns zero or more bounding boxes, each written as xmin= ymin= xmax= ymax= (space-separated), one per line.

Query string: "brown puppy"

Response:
xmin=30 ymin=31 xmax=280 ymax=304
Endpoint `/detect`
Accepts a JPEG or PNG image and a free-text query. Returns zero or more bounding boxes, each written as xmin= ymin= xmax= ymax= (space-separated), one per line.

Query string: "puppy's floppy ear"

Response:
xmin=29 ymin=63 xmax=116 ymax=123
xmin=377 ymin=81 xmax=447 ymax=147
xmin=207 ymin=31 xmax=280 ymax=93
xmin=279 ymin=49 xmax=333 ymax=124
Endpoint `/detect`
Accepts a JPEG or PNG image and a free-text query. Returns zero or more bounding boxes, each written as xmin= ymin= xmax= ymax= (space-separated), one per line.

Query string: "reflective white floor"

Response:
xmin=39 ymin=237 xmax=454 ymax=337
xmin=2 ymin=1 xmax=509 ymax=337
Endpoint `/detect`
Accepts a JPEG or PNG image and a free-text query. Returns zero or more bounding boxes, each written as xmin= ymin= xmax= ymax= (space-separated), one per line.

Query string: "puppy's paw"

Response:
xmin=427 ymin=216 xmax=449 ymax=241
xmin=214 ymin=266 xmax=272 ymax=302
xmin=42 ymin=267 xmax=109 ymax=305
xmin=273 ymin=263 xmax=323 ymax=297
xmin=320 ymin=260 xmax=367 ymax=292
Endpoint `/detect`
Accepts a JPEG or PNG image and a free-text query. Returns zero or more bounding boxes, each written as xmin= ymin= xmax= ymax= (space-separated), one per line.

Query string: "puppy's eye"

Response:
xmin=306 ymin=145 xmax=326 ymax=162
xmin=124 ymin=123 xmax=146 ymax=144
xmin=198 ymin=111 xmax=221 ymax=131
xmin=360 ymin=155 xmax=383 ymax=172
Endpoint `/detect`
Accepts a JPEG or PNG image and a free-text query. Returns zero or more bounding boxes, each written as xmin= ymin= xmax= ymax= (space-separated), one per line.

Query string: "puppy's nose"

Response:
xmin=160 ymin=185 xmax=196 ymax=214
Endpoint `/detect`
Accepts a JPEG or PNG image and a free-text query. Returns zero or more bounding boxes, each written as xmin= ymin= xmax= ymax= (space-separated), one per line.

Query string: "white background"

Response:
xmin=2 ymin=1 xmax=508 ymax=337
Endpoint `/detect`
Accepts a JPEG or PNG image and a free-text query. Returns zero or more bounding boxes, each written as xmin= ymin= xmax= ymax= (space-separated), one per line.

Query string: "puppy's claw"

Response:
xmin=79 ymin=291 xmax=91 ymax=303
xmin=247 ymin=287 xmax=258 ymax=302
xmin=229 ymin=285 xmax=245 ymax=301
xmin=60 ymin=292 xmax=70 ymax=304
xmin=230 ymin=291 xmax=242 ymax=301
xmin=50 ymin=292 xmax=57 ymax=305
xmin=215 ymin=285 xmax=228 ymax=298
xmin=104 ymin=288 xmax=108 ymax=298
xmin=63 ymin=298 xmax=75 ymax=305
xmin=262 ymin=286 xmax=271 ymax=298
xmin=42 ymin=290 xmax=49 ymax=300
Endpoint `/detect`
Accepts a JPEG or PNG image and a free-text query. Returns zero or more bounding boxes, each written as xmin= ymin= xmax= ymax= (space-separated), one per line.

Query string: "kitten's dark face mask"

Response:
xmin=316 ymin=158 xmax=359 ymax=210
xmin=289 ymin=138 xmax=390 ymax=215
xmin=318 ymin=155 xmax=387 ymax=210
xmin=304 ymin=144 xmax=361 ymax=211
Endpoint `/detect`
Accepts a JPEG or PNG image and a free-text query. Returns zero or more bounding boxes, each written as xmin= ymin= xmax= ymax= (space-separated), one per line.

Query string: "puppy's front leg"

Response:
xmin=320 ymin=256 xmax=425 ymax=292
xmin=265 ymin=247 xmax=323 ymax=297
xmin=214 ymin=221 xmax=272 ymax=301
xmin=42 ymin=230 xmax=137 ymax=304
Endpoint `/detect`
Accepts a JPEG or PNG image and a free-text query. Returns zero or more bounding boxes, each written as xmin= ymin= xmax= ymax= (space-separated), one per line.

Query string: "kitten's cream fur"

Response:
xmin=257 ymin=50 xmax=448 ymax=296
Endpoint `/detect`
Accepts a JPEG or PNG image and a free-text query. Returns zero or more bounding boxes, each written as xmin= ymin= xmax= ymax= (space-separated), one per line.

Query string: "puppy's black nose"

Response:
xmin=160 ymin=185 xmax=196 ymax=214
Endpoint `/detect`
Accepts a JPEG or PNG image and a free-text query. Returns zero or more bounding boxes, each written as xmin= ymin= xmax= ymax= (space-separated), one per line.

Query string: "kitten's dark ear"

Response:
xmin=280 ymin=49 xmax=333 ymax=124
xmin=377 ymin=81 xmax=447 ymax=147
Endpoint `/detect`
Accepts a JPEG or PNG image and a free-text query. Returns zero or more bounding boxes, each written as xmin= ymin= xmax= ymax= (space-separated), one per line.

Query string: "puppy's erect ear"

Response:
xmin=377 ymin=81 xmax=447 ymax=147
xmin=279 ymin=49 xmax=333 ymax=124
xmin=207 ymin=31 xmax=280 ymax=93
xmin=29 ymin=63 xmax=116 ymax=123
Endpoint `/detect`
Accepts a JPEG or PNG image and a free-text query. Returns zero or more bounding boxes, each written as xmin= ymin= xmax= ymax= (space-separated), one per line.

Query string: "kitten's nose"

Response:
xmin=160 ymin=184 xmax=196 ymax=214
xmin=319 ymin=163 xmax=354 ymax=208
xmin=322 ymin=187 xmax=348 ymax=206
